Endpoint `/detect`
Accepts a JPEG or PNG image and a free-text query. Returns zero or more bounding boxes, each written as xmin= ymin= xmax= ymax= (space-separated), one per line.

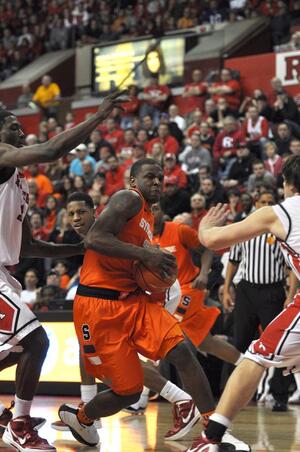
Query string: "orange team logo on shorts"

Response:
xmin=267 ymin=234 xmax=276 ymax=245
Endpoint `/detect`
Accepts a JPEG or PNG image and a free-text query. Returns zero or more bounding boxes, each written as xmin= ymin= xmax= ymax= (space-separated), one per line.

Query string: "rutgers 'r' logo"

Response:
xmin=0 ymin=296 xmax=20 ymax=335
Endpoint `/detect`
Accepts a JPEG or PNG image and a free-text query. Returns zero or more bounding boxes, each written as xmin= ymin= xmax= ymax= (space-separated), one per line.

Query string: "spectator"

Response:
xmin=226 ymin=190 xmax=241 ymax=223
xmin=289 ymin=138 xmax=300 ymax=156
xmin=182 ymin=133 xmax=212 ymax=177
xmin=105 ymin=155 xmax=126 ymax=196
xmin=263 ymin=142 xmax=283 ymax=179
xmin=185 ymin=110 xmax=204 ymax=140
xmin=64 ymin=112 xmax=75 ymax=130
xmin=247 ymin=159 xmax=276 ymax=194
xmin=198 ymin=121 xmax=214 ymax=153
xmin=33 ymin=284 xmax=65 ymax=312
xmin=53 ymin=260 xmax=70 ymax=290
xmin=82 ymin=160 xmax=95 ymax=188
xmin=182 ymin=69 xmax=207 ymax=115
xmin=277 ymin=31 xmax=300 ymax=52
xmin=190 ymin=193 xmax=207 ymax=230
xmin=199 ymin=176 xmax=226 ymax=209
xmin=208 ymin=68 xmax=241 ymax=111
xmin=209 ymin=97 xmax=238 ymax=129
xmin=151 ymin=142 xmax=164 ymax=163
xmin=201 ymin=0 xmax=228 ymax=23
xmin=104 ymin=118 xmax=125 ymax=154
xmin=73 ymin=175 xmax=87 ymax=192
xmin=177 ymin=6 xmax=194 ymax=29
xmin=142 ymin=115 xmax=157 ymax=139
xmin=27 ymin=193 xmax=43 ymax=218
xmin=272 ymin=91 xmax=299 ymax=124
xmin=161 ymin=175 xmax=191 ymax=219
xmin=270 ymin=1 xmax=291 ymax=46
xmin=30 ymin=211 xmax=49 ymax=241
xmin=213 ymin=116 xmax=246 ymax=179
xmin=269 ymin=77 xmax=284 ymax=106
xmin=147 ymin=123 xmax=179 ymax=155
xmin=168 ymin=104 xmax=186 ymax=131
xmin=69 ymin=143 xmax=96 ymax=177
xmin=47 ymin=17 xmax=69 ymax=50
xmin=274 ymin=122 xmax=293 ymax=155
xmin=25 ymin=134 xmax=38 ymax=146
xmin=256 ymin=94 xmax=274 ymax=122
xmin=131 ymin=144 xmax=147 ymax=163
xmin=119 ymin=128 xmax=136 ymax=157
xmin=163 ymin=153 xmax=188 ymax=189
xmin=242 ymin=104 xmax=270 ymax=156
xmin=17 ymin=83 xmax=33 ymax=109
xmin=234 ymin=192 xmax=255 ymax=222
xmin=225 ymin=142 xmax=255 ymax=189
xmin=32 ymin=74 xmax=61 ymax=118
xmin=140 ymin=74 xmax=171 ymax=126
xmin=20 ymin=268 xmax=39 ymax=309
xmin=120 ymin=84 xmax=140 ymax=128
xmin=43 ymin=195 xmax=59 ymax=234
xmin=27 ymin=164 xmax=53 ymax=207
xmin=88 ymin=129 xmax=113 ymax=160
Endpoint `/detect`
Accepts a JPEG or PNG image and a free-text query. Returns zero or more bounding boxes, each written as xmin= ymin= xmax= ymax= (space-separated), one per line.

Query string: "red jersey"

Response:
xmin=211 ymin=79 xmax=241 ymax=110
xmin=105 ymin=166 xmax=126 ymax=196
xmin=104 ymin=129 xmax=124 ymax=154
xmin=147 ymin=136 xmax=179 ymax=155
xmin=152 ymin=222 xmax=200 ymax=286
xmin=80 ymin=190 xmax=154 ymax=292
xmin=164 ymin=166 xmax=188 ymax=189
xmin=213 ymin=129 xmax=245 ymax=160
xmin=143 ymin=84 xmax=170 ymax=109
xmin=183 ymin=82 xmax=207 ymax=113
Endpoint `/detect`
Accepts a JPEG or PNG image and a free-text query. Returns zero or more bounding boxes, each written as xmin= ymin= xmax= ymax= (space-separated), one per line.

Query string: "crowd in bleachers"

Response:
xmin=0 ymin=0 xmax=299 ymax=82
xmin=13 ymin=64 xmax=300 ymax=313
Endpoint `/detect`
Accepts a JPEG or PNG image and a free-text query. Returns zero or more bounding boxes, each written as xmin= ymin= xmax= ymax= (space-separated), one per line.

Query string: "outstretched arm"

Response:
xmin=20 ymin=216 xmax=84 ymax=258
xmin=199 ymin=203 xmax=286 ymax=250
xmin=0 ymin=91 xmax=126 ymax=168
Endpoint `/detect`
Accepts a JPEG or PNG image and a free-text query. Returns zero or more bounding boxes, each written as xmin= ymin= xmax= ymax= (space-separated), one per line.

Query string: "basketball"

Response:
xmin=133 ymin=259 xmax=178 ymax=292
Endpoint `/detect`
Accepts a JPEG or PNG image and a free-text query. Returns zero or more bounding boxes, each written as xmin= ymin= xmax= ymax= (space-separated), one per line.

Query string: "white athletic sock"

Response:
xmin=294 ymin=373 xmax=300 ymax=391
xmin=131 ymin=387 xmax=150 ymax=409
xmin=160 ymin=381 xmax=192 ymax=403
xmin=13 ymin=396 xmax=32 ymax=419
xmin=234 ymin=353 xmax=244 ymax=366
xmin=80 ymin=384 xmax=98 ymax=403
xmin=209 ymin=413 xmax=231 ymax=429
xmin=0 ymin=403 xmax=5 ymax=416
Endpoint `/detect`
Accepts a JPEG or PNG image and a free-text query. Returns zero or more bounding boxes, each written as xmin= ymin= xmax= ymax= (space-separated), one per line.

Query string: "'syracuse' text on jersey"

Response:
xmin=273 ymin=195 xmax=300 ymax=281
xmin=80 ymin=190 xmax=153 ymax=291
xmin=0 ymin=169 xmax=29 ymax=266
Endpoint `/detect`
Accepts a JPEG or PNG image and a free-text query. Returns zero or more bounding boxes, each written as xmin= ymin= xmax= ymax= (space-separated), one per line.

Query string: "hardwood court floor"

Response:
xmin=0 ymin=395 xmax=299 ymax=451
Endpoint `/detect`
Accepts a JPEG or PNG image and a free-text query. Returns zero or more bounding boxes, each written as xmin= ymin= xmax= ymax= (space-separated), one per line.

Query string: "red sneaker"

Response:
xmin=3 ymin=416 xmax=56 ymax=452
xmin=0 ymin=401 xmax=45 ymax=436
xmin=164 ymin=400 xmax=201 ymax=441
xmin=185 ymin=432 xmax=219 ymax=451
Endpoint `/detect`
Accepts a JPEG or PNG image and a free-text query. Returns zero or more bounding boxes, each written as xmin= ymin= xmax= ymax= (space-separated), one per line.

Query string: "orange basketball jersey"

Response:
xmin=152 ymin=222 xmax=200 ymax=285
xmin=80 ymin=190 xmax=154 ymax=292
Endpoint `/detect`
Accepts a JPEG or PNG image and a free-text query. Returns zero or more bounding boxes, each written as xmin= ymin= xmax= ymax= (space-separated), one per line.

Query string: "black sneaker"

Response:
xmin=272 ymin=401 xmax=288 ymax=412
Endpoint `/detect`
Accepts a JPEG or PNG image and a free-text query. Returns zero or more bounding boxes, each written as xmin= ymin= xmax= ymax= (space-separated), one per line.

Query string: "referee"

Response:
xmin=223 ymin=190 xmax=298 ymax=411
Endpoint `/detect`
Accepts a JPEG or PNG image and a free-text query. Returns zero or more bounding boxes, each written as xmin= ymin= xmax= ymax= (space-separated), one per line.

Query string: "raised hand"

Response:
xmin=200 ymin=203 xmax=229 ymax=232
xmin=98 ymin=90 xmax=129 ymax=117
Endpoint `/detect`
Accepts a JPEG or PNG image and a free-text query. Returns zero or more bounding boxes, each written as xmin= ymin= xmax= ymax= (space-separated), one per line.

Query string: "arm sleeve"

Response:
xmin=178 ymin=224 xmax=201 ymax=249
xmin=229 ymin=243 xmax=242 ymax=263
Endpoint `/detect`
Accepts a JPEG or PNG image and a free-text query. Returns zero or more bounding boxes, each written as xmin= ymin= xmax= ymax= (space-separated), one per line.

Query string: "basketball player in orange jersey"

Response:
xmin=62 ymin=191 xmax=249 ymax=451
xmin=0 ymin=92 xmax=125 ymax=452
xmin=57 ymin=158 xmax=221 ymax=449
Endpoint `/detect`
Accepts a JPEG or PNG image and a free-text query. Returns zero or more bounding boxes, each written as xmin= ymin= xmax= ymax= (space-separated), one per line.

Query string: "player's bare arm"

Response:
xmin=85 ymin=190 xmax=177 ymax=275
xmin=20 ymin=216 xmax=84 ymax=258
xmin=199 ymin=203 xmax=286 ymax=250
xmin=0 ymin=91 xmax=127 ymax=168
xmin=192 ymin=248 xmax=214 ymax=290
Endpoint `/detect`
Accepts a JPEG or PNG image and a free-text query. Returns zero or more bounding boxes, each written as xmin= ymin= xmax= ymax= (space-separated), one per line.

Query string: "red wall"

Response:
xmin=225 ymin=53 xmax=300 ymax=98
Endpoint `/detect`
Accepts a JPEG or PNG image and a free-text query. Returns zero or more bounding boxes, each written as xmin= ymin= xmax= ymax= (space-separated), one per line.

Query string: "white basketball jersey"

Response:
xmin=0 ymin=169 xmax=29 ymax=266
xmin=273 ymin=195 xmax=300 ymax=281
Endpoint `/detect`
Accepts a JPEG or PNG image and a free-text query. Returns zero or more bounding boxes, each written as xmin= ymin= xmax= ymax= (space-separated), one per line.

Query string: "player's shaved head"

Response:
xmin=130 ymin=158 xmax=159 ymax=178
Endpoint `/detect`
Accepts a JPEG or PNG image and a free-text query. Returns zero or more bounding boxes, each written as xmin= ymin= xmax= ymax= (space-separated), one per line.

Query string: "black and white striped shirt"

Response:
xmin=229 ymin=233 xmax=285 ymax=284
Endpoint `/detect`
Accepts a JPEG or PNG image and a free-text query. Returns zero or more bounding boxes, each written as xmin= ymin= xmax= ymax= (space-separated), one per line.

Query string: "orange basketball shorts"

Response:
xmin=173 ymin=283 xmax=221 ymax=347
xmin=74 ymin=291 xmax=184 ymax=395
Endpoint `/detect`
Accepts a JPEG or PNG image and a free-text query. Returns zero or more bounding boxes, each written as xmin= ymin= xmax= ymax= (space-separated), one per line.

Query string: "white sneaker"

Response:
xmin=58 ymin=404 xmax=99 ymax=446
xmin=51 ymin=418 xmax=102 ymax=431
xmin=221 ymin=431 xmax=251 ymax=451
xmin=289 ymin=390 xmax=300 ymax=404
